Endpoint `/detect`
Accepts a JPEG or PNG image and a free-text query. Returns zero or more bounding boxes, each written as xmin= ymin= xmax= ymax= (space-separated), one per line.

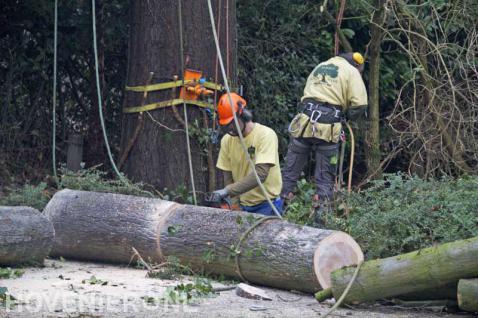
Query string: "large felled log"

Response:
xmin=0 ymin=206 xmax=55 ymax=265
xmin=458 ymin=279 xmax=478 ymax=313
xmin=43 ymin=189 xmax=363 ymax=293
xmin=329 ymin=236 xmax=478 ymax=304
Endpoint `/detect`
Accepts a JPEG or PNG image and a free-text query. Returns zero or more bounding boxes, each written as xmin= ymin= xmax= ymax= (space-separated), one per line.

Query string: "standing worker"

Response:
xmin=281 ymin=52 xmax=368 ymax=226
xmin=212 ymin=93 xmax=283 ymax=216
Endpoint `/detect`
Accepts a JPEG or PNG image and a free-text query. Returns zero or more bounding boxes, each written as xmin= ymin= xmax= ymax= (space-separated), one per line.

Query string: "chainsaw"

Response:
xmin=203 ymin=192 xmax=233 ymax=210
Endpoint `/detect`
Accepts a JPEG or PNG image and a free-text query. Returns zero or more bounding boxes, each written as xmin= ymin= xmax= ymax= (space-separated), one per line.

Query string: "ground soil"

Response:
xmin=0 ymin=260 xmax=474 ymax=318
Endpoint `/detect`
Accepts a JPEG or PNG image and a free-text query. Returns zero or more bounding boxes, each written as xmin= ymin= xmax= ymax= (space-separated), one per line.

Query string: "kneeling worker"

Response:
xmin=212 ymin=93 xmax=283 ymax=216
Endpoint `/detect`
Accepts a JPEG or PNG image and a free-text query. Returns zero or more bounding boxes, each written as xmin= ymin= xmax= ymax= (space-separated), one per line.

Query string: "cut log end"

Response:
xmin=458 ymin=279 xmax=478 ymax=313
xmin=313 ymin=231 xmax=364 ymax=289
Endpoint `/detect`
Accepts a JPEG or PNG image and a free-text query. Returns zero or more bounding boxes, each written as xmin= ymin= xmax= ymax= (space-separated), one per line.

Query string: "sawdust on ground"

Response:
xmin=0 ymin=260 xmax=472 ymax=318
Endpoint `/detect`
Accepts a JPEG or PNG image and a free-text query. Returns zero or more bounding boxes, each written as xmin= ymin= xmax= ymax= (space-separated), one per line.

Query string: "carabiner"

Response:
xmin=310 ymin=110 xmax=322 ymax=123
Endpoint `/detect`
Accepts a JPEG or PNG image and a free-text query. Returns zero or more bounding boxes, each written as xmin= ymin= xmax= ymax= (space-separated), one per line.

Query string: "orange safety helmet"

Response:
xmin=217 ymin=93 xmax=247 ymax=126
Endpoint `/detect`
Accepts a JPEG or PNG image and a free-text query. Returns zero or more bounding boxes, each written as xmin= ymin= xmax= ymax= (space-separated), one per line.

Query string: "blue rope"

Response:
xmin=91 ymin=0 xmax=124 ymax=180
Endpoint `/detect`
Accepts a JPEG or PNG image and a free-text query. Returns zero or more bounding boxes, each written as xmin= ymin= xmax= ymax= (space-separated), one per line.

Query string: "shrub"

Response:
xmin=0 ymin=167 xmax=155 ymax=211
xmin=58 ymin=167 xmax=154 ymax=198
xmin=285 ymin=174 xmax=478 ymax=259
xmin=0 ymin=183 xmax=50 ymax=211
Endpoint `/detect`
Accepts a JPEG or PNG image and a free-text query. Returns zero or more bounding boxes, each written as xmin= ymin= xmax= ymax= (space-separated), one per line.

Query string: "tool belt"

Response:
xmin=288 ymin=99 xmax=344 ymax=143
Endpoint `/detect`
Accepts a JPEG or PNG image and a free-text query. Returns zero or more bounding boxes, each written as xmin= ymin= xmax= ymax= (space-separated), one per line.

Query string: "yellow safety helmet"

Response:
xmin=352 ymin=52 xmax=365 ymax=65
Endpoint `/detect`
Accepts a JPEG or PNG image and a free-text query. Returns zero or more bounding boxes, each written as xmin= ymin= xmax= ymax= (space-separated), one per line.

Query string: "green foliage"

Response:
xmin=59 ymin=167 xmax=153 ymax=197
xmin=0 ymin=167 xmax=154 ymax=210
xmin=0 ymin=268 xmax=24 ymax=279
xmin=0 ymin=287 xmax=16 ymax=308
xmin=0 ymin=183 xmax=50 ymax=210
xmin=162 ymin=278 xmax=216 ymax=304
xmin=284 ymin=179 xmax=316 ymax=226
xmin=81 ymin=275 xmax=108 ymax=285
xmin=146 ymin=256 xmax=193 ymax=280
xmin=285 ymin=175 xmax=478 ymax=259
xmin=237 ymin=1 xmax=337 ymax=152
xmin=336 ymin=174 xmax=478 ymax=259
xmin=161 ymin=185 xmax=194 ymax=204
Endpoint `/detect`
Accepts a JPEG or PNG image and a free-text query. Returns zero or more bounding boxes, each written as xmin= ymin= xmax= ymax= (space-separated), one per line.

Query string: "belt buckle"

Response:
xmin=334 ymin=108 xmax=341 ymax=118
xmin=306 ymin=102 xmax=315 ymax=112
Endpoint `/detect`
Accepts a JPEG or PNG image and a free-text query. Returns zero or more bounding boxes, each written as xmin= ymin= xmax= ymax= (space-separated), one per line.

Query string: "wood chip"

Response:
xmin=236 ymin=283 xmax=272 ymax=301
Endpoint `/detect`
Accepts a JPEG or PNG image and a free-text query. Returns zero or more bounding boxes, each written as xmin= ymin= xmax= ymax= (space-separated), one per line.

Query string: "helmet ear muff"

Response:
xmin=236 ymin=101 xmax=252 ymax=122
xmin=240 ymin=108 xmax=253 ymax=122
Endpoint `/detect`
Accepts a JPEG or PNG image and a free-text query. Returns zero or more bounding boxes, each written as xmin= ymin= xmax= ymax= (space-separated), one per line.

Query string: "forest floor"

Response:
xmin=0 ymin=260 xmax=474 ymax=318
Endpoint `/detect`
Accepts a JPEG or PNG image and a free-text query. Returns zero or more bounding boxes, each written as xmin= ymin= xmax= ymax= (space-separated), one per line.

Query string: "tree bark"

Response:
xmin=43 ymin=189 xmax=363 ymax=294
xmin=329 ymin=236 xmax=478 ymax=304
xmin=120 ymin=0 xmax=235 ymax=193
xmin=365 ymin=0 xmax=386 ymax=180
xmin=396 ymin=282 xmax=457 ymax=301
xmin=458 ymin=279 xmax=478 ymax=313
xmin=0 ymin=206 xmax=55 ymax=266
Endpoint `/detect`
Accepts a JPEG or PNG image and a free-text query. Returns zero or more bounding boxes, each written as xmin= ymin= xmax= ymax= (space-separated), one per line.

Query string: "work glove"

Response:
xmin=212 ymin=187 xmax=229 ymax=201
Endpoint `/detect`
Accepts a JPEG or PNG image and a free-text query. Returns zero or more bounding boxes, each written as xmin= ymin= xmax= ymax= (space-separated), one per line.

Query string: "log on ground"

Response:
xmin=329 ymin=236 xmax=478 ymax=304
xmin=0 ymin=206 xmax=55 ymax=266
xmin=396 ymin=282 xmax=457 ymax=301
xmin=43 ymin=189 xmax=364 ymax=293
xmin=458 ymin=279 xmax=478 ymax=313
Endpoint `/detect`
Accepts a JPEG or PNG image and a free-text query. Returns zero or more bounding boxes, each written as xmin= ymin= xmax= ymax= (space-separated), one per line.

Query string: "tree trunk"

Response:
xmin=43 ymin=189 xmax=363 ymax=294
xmin=458 ymin=279 xmax=478 ymax=313
xmin=0 ymin=206 xmax=54 ymax=266
xmin=365 ymin=0 xmax=386 ymax=180
xmin=329 ymin=236 xmax=478 ymax=304
xmin=120 ymin=0 xmax=235 ymax=194
xmin=396 ymin=282 xmax=457 ymax=301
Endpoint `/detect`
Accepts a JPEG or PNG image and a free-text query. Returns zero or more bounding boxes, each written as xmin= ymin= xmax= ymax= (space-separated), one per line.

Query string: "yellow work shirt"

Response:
xmin=216 ymin=123 xmax=282 ymax=206
xmin=302 ymin=56 xmax=368 ymax=111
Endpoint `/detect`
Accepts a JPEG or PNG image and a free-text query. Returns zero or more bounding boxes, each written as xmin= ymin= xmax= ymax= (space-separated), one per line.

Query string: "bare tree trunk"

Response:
xmin=120 ymin=0 xmax=235 ymax=194
xmin=365 ymin=0 xmax=386 ymax=179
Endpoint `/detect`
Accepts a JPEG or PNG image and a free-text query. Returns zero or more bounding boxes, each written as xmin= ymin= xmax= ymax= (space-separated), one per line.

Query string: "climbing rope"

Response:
xmin=52 ymin=0 xmax=58 ymax=183
xmin=234 ymin=216 xmax=281 ymax=282
xmin=322 ymin=260 xmax=363 ymax=318
xmin=91 ymin=0 xmax=124 ymax=181
xmin=178 ymin=0 xmax=198 ymax=205
xmin=206 ymin=0 xmax=282 ymax=218
xmin=345 ymin=122 xmax=355 ymax=194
